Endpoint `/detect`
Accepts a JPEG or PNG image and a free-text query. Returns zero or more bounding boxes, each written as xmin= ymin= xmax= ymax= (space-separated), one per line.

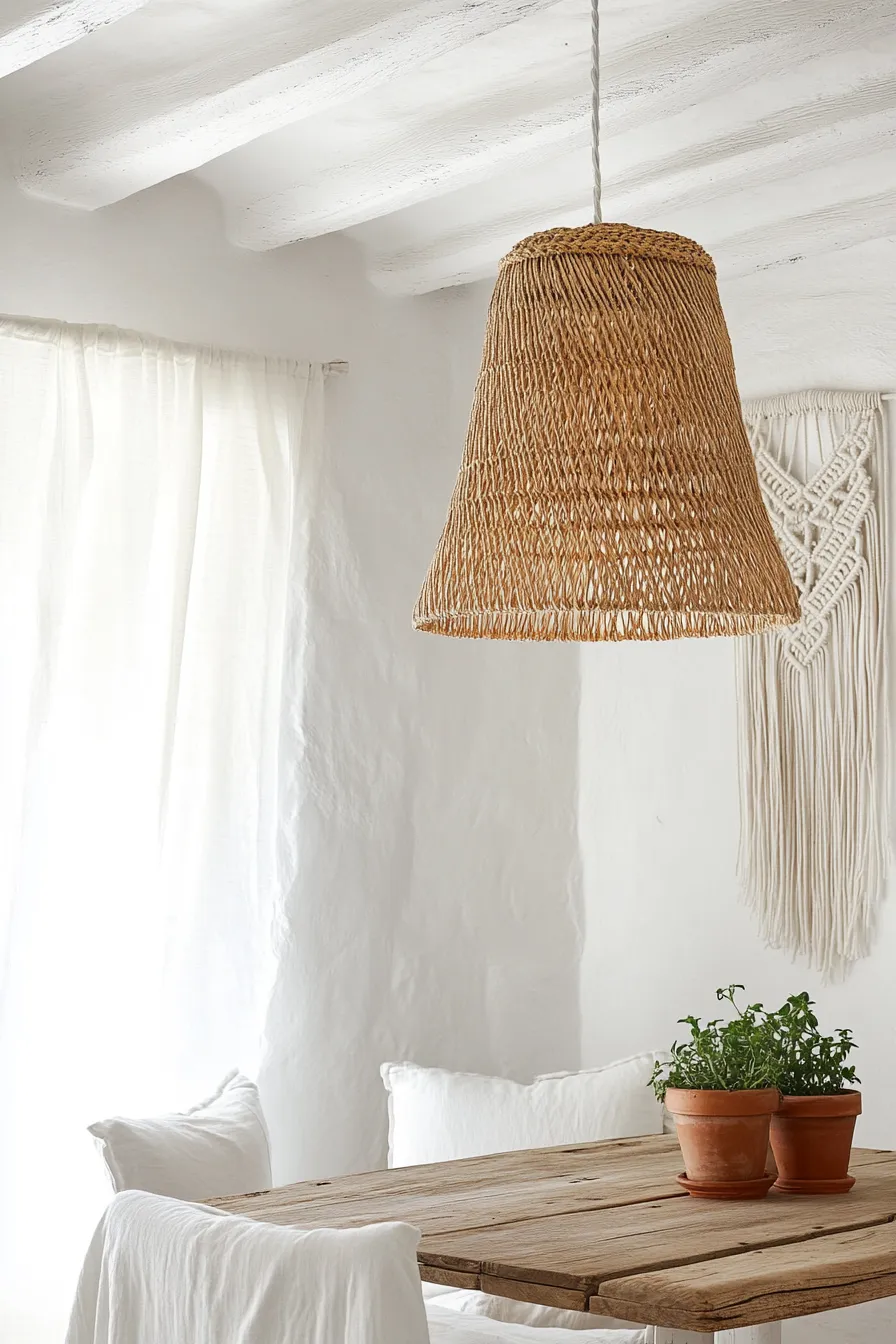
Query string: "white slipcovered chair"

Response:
xmin=66 ymin=1191 xmax=645 ymax=1344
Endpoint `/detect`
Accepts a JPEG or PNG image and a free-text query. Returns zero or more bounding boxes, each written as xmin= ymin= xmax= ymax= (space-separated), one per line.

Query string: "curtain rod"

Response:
xmin=324 ymin=360 xmax=349 ymax=377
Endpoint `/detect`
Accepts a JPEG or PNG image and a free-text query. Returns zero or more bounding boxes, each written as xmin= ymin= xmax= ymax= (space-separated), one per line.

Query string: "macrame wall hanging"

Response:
xmin=736 ymin=391 xmax=889 ymax=978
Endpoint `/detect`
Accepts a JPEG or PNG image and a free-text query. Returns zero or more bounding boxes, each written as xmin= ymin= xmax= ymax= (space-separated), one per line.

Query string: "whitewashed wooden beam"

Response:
xmin=368 ymin=195 xmax=590 ymax=296
xmin=12 ymin=0 xmax=558 ymax=209
xmin=716 ymin=189 xmax=896 ymax=281
xmin=367 ymin=167 xmax=896 ymax=296
xmin=227 ymin=65 xmax=895 ymax=250
xmin=218 ymin=0 xmax=891 ymax=248
xmin=0 ymin=0 xmax=144 ymax=79
xmin=617 ymin=99 xmax=896 ymax=226
xmin=367 ymin=131 xmax=896 ymax=290
xmin=227 ymin=91 xmax=587 ymax=250
xmin=13 ymin=0 xmax=890 ymax=213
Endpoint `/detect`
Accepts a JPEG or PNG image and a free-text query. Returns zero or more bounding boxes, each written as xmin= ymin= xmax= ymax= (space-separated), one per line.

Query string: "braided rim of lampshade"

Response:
xmin=503 ymin=223 xmax=716 ymax=272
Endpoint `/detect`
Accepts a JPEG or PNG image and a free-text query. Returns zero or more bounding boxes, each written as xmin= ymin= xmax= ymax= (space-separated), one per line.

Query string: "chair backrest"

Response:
xmin=66 ymin=1191 xmax=430 ymax=1344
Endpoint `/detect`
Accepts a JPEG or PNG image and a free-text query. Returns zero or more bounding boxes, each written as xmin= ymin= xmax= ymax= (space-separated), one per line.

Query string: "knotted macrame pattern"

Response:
xmin=736 ymin=391 xmax=889 ymax=977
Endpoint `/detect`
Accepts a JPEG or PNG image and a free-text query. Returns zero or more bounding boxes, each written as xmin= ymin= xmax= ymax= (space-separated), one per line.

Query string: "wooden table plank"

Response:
xmin=211 ymin=1137 xmax=896 ymax=1325
xmin=592 ymin=1221 xmax=896 ymax=1332
xmin=420 ymin=1160 xmax=896 ymax=1290
xmin=213 ymin=1134 xmax=688 ymax=1237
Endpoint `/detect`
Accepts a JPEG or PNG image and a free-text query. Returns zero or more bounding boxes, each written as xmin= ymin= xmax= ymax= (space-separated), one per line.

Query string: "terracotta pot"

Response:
xmin=665 ymin=1088 xmax=780 ymax=1197
xmin=770 ymin=1091 xmax=862 ymax=1194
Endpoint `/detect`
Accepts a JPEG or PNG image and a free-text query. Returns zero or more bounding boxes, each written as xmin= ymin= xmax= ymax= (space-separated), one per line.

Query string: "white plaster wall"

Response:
xmin=0 ymin=166 xmax=582 ymax=1186
xmin=579 ymin=239 xmax=896 ymax=1344
xmin=9 ymin=148 xmax=891 ymax=1342
xmin=255 ymin=266 xmax=583 ymax=1185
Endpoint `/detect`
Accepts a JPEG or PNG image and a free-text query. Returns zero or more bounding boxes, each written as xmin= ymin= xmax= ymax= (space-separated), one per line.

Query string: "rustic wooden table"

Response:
xmin=214 ymin=1134 xmax=896 ymax=1344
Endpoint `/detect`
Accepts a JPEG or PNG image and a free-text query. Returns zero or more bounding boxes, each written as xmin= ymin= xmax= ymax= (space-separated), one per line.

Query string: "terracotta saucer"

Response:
xmin=773 ymin=1174 xmax=856 ymax=1195
xmin=677 ymin=1171 xmax=777 ymax=1200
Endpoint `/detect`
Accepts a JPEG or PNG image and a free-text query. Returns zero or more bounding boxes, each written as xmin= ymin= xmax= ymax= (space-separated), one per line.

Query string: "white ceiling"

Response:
xmin=1 ymin=0 xmax=894 ymax=296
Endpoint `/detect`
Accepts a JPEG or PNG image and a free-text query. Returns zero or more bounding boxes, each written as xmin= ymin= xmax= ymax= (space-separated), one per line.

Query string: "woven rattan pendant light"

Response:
xmin=413 ymin=0 xmax=799 ymax=641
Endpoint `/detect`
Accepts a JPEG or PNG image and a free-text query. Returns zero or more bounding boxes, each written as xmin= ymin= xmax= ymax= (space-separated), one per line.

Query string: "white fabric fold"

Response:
xmin=426 ymin=1303 xmax=648 ymax=1344
xmin=66 ymin=1191 xmax=429 ymax=1344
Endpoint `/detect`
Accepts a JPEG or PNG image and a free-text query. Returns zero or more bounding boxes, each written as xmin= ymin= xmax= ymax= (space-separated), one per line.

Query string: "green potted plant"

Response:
xmin=651 ymin=986 xmax=780 ymax=1200
xmin=767 ymin=992 xmax=861 ymax=1194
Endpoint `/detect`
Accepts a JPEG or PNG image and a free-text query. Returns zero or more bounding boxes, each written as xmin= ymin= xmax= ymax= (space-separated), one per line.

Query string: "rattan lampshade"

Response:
xmin=414 ymin=223 xmax=800 ymax=640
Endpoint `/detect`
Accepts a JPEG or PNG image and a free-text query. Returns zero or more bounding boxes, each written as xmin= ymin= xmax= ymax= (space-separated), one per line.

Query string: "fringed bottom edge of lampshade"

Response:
xmin=412 ymin=607 xmax=799 ymax=642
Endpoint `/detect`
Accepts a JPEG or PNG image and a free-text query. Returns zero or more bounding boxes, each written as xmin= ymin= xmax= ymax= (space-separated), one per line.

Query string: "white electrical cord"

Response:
xmin=591 ymin=0 xmax=602 ymax=223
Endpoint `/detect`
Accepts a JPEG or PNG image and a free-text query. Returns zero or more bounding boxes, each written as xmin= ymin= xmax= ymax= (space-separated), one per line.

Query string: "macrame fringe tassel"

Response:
xmin=736 ymin=392 xmax=889 ymax=978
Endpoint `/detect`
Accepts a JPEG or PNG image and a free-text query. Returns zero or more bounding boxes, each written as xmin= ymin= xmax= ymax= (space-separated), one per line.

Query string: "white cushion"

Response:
xmin=426 ymin=1302 xmax=647 ymax=1343
xmin=381 ymin=1056 xmax=665 ymax=1168
xmin=432 ymin=1291 xmax=641 ymax=1333
xmin=88 ymin=1071 xmax=272 ymax=1201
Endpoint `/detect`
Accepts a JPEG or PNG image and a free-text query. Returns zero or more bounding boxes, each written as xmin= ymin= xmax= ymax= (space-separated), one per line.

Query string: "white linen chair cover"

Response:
xmin=66 ymin=1190 xmax=650 ymax=1344
xmin=65 ymin=1191 xmax=429 ymax=1344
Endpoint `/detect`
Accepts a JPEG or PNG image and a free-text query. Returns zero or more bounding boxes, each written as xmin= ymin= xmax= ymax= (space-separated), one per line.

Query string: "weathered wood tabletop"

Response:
xmin=213 ymin=1134 xmax=896 ymax=1343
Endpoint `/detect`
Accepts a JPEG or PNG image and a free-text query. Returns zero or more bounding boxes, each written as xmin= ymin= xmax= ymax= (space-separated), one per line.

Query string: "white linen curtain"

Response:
xmin=0 ymin=317 xmax=324 ymax=1341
